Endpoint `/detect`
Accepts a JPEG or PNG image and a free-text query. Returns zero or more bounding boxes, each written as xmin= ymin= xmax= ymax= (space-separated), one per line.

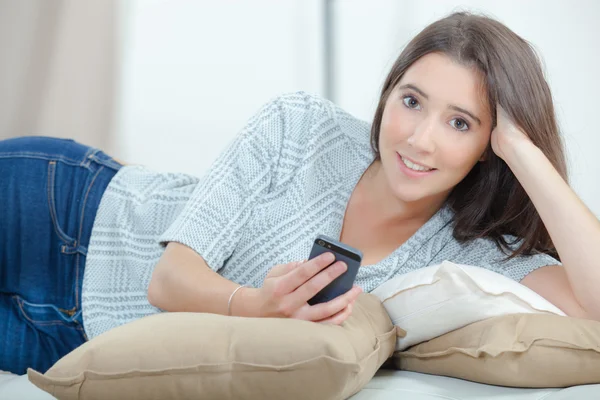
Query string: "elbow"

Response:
xmin=560 ymin=293 xmax=600 ymax=322
xmin=578 ymin=302 xmax=600 ymax=322
xmin=147 ymin=270 xmax=166 ymax=309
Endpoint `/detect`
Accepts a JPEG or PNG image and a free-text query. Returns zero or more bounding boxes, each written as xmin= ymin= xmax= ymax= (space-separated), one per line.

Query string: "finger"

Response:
xmin=277 ymin=252 xmax=336 ymax=293
xmin=318 ymin=303 xmax=353 ymax=325
xmin=288 ymin=260 xmax=348 ymax=308
xmin=266 ymin=261 xmax=302 ymax=278
xmin=291 ymin=264 xmax=365 ymax=309
xmin=350 ymin=285 xmax=363 ymax=303
xmin=302 ymin=285 xmax=362 ymax=322
xmin=351 ymin=284 xmax=362 ymax=293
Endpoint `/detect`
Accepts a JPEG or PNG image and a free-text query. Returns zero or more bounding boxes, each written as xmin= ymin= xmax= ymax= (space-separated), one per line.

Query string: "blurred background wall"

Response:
xmin=1 ymin=0 xmax=599 ymax=216
xmin=0 ymin=0 xmax=118 ymax=150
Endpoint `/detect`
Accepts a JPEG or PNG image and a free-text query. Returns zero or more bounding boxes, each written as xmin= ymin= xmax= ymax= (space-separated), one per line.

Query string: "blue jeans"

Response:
xmin=0 ymin=136 xmax=121 ymax=375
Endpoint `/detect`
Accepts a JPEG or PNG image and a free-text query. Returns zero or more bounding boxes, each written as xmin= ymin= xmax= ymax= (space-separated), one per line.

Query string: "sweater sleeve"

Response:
xmin=439 ymin=235 xmax=561 ymax=282
xmin=158 ymin=96 xmax=287 ymax=271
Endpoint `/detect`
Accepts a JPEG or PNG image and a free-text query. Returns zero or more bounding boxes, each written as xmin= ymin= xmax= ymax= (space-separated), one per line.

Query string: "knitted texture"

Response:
xmin=82 ymin=92 xmax=559 ymax=339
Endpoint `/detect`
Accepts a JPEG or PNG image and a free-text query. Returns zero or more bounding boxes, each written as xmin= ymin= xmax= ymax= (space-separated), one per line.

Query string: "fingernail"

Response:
xmin=322 ymin=252 xmax=335 ymax=263
xmin=333 ymin=261 xmax=346 ymax=272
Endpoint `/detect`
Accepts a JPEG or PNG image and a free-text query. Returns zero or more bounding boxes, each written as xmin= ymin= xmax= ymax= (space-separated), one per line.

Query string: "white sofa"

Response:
xmin=4 ymin=369 xmax=600 ymax=399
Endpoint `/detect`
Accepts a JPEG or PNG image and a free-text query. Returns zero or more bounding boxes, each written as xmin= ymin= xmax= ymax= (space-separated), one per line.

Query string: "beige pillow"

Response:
xmin=28 ymin=293 xmax=396 ymax=400
xmin=395 ymin=313 xmax=600 ymax=388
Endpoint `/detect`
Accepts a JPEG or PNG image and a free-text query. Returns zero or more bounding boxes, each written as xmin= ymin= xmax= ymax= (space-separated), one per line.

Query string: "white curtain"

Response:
xmin=0 ymin=0 xmax=119 ymax=152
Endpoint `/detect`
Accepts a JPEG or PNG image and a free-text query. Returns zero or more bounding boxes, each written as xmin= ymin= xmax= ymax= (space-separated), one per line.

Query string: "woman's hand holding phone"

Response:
xmin=241 ymin=252 xmax=363 ymax=325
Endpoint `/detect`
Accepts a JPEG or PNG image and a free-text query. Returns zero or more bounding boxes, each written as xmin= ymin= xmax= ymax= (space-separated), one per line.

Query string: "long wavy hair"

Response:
xmin=370 ymin=12 xmax=567 ymax=259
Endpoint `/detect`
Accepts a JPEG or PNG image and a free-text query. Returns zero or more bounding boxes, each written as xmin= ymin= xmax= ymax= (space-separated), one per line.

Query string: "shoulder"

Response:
xmin=258 ymin=91 xmax=331 ymax=124
xmin=267 ymin=91 xmax=338 ymax=118
xmin=260 ymin=91 xmax=371 ymax=143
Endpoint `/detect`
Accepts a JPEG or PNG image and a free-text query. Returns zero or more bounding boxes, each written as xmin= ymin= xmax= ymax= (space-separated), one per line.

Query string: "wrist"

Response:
xmin=502 ymin=136 xmax=540 ymax=166
xmin=230 ymin=287 xmax=263 ymax=318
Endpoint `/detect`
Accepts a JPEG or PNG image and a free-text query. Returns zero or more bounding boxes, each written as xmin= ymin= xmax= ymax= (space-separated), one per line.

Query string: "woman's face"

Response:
xmin=378 ymin=52 xmax=493 ymax=205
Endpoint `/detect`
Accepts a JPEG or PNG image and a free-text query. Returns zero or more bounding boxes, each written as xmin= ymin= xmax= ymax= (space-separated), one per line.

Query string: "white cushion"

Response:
xmin=8 ymin=369 xmax=600 ymax=400
xmin=0 ymin=372 xmax=56 ymax=400
xmin=370 ymin=261 xmax=565 ymax=351
xmin=351 ymin=370 xmax=600 ymax=400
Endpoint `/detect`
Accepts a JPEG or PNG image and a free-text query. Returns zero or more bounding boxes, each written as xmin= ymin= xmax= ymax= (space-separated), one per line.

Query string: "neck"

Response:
xmin=359 ymin=159 xmax=447 ymax=226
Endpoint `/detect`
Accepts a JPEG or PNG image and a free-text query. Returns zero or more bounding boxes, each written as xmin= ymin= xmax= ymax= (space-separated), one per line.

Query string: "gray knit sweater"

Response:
xmin=82 ymin=92 xmax=559 ymax=339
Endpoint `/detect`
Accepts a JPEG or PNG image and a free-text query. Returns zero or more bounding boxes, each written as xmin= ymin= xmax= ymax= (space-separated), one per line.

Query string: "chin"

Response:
xmin=390 ymin=183 xmax=431 ymax=204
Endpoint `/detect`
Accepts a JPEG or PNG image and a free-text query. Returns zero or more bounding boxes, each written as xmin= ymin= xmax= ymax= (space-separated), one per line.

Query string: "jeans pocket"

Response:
xmin=47 ymin=160 xmax=77 ymax=248
xmin=13 ymin=295 xmax=80 ymax=327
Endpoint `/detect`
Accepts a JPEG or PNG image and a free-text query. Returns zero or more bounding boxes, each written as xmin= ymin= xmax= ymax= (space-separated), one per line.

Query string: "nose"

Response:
xmin=407 ymin=116 xmax=436 ymax=153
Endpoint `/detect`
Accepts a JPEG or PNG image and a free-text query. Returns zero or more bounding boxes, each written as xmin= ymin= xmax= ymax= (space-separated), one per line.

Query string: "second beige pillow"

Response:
xmin=396 ymin=313 xmax=600 ymax=387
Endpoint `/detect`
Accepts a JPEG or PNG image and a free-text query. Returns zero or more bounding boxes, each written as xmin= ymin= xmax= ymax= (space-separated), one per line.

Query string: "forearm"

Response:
xmin=148 ymin=242 xmax=260 ymax=317
xmin=505 ymin=141 xmax=600 ymax=316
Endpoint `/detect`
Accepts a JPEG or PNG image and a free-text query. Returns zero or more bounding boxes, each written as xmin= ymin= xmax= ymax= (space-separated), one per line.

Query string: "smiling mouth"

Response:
xmin=398 ymin=154 xmax=436 ymax=172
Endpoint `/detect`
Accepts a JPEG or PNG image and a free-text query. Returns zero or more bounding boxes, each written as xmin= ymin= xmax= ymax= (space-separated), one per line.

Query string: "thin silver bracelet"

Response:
xmin=227 ymin=285 xmax=246 ymax=316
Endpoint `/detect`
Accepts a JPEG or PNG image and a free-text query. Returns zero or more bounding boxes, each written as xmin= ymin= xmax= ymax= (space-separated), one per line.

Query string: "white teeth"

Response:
xmin=401 ymin=156 xmax=433 ymax=172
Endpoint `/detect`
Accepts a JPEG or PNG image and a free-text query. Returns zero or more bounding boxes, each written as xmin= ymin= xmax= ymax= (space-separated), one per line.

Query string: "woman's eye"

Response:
xmin=402 ymin=96 xmax=421 ymax=110
xmin=450 ymin=118 xmax=469 ymax=132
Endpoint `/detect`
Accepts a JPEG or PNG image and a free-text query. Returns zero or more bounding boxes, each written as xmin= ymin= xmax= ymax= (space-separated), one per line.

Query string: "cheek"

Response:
xmin=380 ymin=106 xmax=415 ymax=145
xmin=438 ymin=138 xmax=488 ymax=173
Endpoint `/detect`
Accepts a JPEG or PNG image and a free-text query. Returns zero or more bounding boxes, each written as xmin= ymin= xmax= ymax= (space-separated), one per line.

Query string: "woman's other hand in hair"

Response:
xmin=491 ymin=105 xmax=535 ymax=161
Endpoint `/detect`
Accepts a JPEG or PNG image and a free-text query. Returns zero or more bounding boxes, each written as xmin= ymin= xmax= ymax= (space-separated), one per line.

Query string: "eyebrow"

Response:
xmin=398 ymin=83 xmax=482 ymax=126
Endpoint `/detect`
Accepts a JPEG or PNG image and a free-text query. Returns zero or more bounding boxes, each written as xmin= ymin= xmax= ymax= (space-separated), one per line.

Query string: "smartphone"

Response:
xmin=307 ymin=234 xmax=363 ymax=305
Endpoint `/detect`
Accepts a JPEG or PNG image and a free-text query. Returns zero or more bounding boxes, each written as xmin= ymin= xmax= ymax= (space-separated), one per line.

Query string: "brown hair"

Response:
xmin=370 ymin=12 xmax=567 ymax=259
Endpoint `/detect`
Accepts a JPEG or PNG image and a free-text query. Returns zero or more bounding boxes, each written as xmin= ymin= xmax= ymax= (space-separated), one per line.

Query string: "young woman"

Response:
xmin=2 ymin=12 xmax=599 ymax=375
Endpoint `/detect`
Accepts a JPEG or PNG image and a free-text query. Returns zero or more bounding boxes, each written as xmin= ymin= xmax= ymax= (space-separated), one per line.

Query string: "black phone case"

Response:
xmin=307 ymin=235 xmax=363 ymax=305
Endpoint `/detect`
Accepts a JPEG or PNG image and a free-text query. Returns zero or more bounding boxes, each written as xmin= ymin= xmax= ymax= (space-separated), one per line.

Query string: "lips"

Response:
xmin=396 ymin=152 xmax=437 ymax=178
xmin=398 ymin=153 xmax=435 ymax=170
